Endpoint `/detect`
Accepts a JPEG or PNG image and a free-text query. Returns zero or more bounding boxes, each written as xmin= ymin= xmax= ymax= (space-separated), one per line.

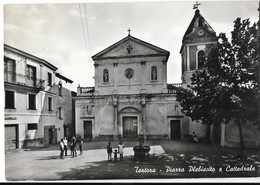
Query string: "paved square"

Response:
xmin=4 ymin=141 xmax=260 ymax=181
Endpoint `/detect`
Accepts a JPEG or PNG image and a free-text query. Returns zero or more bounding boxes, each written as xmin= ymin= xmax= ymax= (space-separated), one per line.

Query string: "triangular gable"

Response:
xmin=92 ymin=35 xmax=170 ymax=60
xmin=182 ymin=9 xmax=216 ymax=42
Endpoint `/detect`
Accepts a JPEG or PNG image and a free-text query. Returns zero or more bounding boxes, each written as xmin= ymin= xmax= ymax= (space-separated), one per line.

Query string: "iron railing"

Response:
xmin=4 ymin=71 xmax=45 ymax=90
xmin=167 ymin=83 xmax=182 ymax=94
xmin=79 ymin=86 xmax=95 ymax=95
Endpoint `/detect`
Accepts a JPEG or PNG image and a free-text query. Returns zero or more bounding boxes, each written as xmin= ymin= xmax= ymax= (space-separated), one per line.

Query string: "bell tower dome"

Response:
xmin=180 ymin=6 xmax=218 ymax=84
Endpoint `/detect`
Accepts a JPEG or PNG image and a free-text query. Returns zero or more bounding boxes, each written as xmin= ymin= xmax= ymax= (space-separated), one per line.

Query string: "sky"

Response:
xmin=3 ymin=0 xmax=259 ymax=92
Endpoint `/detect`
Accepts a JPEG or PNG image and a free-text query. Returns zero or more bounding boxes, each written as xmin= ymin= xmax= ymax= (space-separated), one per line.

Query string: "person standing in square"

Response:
xmin=118 ymin=141 xmax=124 ymax=161
xmin=71 ymin=136 xmax=77 ymax=158
xmin=79 ymin=137 xmax=84 ymax=155
xmin=59 ymin=139 xmax=64 ymax=159
xmin=107 ymin=141 xmax=112 ymax=161
xmin=63 ymin=137 xmax=68 ymax=156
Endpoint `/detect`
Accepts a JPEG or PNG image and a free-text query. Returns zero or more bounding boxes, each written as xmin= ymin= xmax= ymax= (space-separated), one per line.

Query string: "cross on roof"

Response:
xmin=193 ymin=1 xmax=201 ymax=9
xmin=127 ymin=28 xmax=131 ymax=36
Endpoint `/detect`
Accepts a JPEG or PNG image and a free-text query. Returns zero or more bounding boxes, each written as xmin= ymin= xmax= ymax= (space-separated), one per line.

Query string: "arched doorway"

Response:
xmin=119 ymin=107 xmax=141 ymax=140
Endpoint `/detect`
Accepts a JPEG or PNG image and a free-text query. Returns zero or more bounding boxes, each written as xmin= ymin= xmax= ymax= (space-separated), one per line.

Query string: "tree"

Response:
xmin=176 ymin=18 xmax=259 ymax=156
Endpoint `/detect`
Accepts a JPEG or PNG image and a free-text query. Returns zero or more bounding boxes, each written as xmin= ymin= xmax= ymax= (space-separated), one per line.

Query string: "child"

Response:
xmin=59 ymin=139 xmax=64 ymax=159
xmin=71 ymin=136 xmax=77 ymax=158
xmin=79 ymin=137 xmax=83 ymax=156
xmin=113 ymin=149 xmax=118 ymax=161
xmin=118 ymin=141 xmax=124 ymax=161
xmin=107 ymin=141 xmax=112 ymax=161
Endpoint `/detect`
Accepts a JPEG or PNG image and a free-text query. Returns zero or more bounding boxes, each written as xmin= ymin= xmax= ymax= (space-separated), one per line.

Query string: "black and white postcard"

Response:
xmin=2 ymin=0 xmax=260 ymax=183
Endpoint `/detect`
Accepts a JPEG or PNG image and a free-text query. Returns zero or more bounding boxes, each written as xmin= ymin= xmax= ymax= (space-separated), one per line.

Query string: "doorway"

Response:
xmin=170 ymin=120 xmax=181 ymax=140
xmin=123 ymin=116 xmax=138 ymax=139
xmin=84 ymin=121 xmax=92 ymax=141
xmin=5 ymin=125 xmax=18 ymax=150
xmin=44 ymin=126 xmax=57 ymax=144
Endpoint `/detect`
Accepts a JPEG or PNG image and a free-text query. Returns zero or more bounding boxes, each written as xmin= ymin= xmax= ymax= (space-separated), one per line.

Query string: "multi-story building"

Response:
xmin=4 ymin=44 xmax=75 ymax=150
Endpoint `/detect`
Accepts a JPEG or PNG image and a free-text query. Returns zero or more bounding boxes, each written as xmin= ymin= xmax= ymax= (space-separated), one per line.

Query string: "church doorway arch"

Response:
xmin=119 ymin=107 xmax=141 ymax=140
xmin=123 ymin=116 xmax=138 ymax=139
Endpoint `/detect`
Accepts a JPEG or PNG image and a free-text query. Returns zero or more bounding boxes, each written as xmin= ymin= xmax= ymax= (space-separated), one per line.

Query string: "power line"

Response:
xmin=83 ymin=4 xmax=92 ymax=55
xmin=78 ymin=4 xmax=89 ymax=59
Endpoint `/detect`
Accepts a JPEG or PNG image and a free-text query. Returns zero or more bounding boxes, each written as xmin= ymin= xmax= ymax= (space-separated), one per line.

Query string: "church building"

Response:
xmin=74 ymin=7 xmax=260 ymax=147
xmin=74 ymin=8 xmax=216 ymax=141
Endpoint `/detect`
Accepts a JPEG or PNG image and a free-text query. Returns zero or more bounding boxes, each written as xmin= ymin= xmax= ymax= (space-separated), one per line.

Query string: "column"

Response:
xmin=140 ymin=61 xmax=146 ymax=94
xmin=187 ymin=45 xmax=190 ymax=70
xmin=113 ymin=94 xmax=118 ymax=139
xmin=141 ymin=94 xmax=146 ymax=139
xmin=94 ymin=64 xmax=99 ymax=95
xmin=162 ymin=60 xmax=168 ymax=93
xmin=113 ymin=63 xmax=118 ymax=93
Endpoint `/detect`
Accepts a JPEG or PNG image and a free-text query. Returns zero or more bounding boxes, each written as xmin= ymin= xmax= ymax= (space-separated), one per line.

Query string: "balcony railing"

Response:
xmin=78 ymin=86 xmax=95 ymax=96
xmin=167 ymin=83 xmax=182 ymax=94
xmin=4 ymin=71 xmax=45 ymax=90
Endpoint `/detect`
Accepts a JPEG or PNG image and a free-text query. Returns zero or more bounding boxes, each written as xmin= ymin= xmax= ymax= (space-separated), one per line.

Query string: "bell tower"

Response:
xmin=180 ymin=3 xmax=218 ymax=84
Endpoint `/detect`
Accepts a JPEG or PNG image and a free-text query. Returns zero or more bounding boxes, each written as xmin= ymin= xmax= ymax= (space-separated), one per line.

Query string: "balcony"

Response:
xmin=4 ymin=71 xmax=45 ymax=90
xmin=77 ymin=86 xmax=95 ymax=96
xmin=167 ymin=83 xmax=182 ymax=94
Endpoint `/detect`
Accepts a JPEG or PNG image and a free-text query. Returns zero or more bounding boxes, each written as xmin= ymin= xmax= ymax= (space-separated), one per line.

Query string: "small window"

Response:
xmin=28 ymin=94 xmax=36 ymax=110
xmin=48 ymin=72 xmax=52 ymax=86
xmin=5 ymin=90 xmax=15 ymax=109
xmin=198 ymin=17 xmax=203 ymax=27
xmin=197 ymin=50 xmax=206 ymax=70
xmin=28 ymin=123 xmax=37 ymax=130
xmin=103 ymin=69 xmax=109 ymax=82
xmin=48 ymin=97 xmax=53 ymax=111
xmin=58 ymin=82 xmax=62 ymax=96
xmin=26 ymin=65 xmax=36 ymax=87
xmin=151 ymin=66 xmax=157 ymax=81
xmin=58 ymin=107 xmax=63 ymax=120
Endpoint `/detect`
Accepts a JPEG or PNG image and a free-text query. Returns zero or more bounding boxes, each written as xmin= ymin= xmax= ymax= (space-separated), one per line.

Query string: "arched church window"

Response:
xmin=198 ymin=17 xmax=203 ymax=27
xmin=103 ymin=69 xmax=109 ymax=82
xmin=151 ymin=66 xmax=157 ymax=81
xmin=197 ymin=50 xmax=206 ymax=70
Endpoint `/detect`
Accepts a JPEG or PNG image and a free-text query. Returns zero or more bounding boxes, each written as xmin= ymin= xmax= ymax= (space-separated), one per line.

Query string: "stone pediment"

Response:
xmin=92 ymin=35 xmax=170 ymax=60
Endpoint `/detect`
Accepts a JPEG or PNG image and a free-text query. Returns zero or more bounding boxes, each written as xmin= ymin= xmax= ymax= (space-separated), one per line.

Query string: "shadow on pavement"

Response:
xmin=37 ymin=156 xmax=61 ymax=160
xmin=55 ymin=153 xmax=260 ymax=179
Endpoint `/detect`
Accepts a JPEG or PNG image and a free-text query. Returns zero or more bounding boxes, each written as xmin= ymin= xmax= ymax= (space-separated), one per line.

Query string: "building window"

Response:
xmin=48 ymin=72 xmax=52 ymax=86
xmin=58 ymin=107 xmax=63 ymax=120
xmin=26 ymin=65 xmax=36 ymax=87
xmin=28 ymin=123 xmax=38 ymax=130
xmin=103 ymin=69 xmax=109 ymax=82
xmin=28 ymin=94 xmax=36 ymax=110
xmin=5 ymin=90 xmax=15 ymax=109
xmin=58 ymin=82 xmax=62 ymax=96
xmin=48 ymin=97 xmax=53 ymax=111
xmin=151 ymin=66 xmax=157 ymax=81
xmin=198 ymin=17 xmax=203 ymax=27
xmin=4 ymin=57 xmax=15 ymax=83
xmin=197 ymin=50 xmax=206 ymax=70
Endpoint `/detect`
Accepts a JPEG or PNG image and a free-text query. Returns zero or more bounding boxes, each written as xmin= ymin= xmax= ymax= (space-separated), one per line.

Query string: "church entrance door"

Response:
xmin=123 ymin=116 xmax=138 ymax=139
xmin=170 ymin=120 xmax=181 ymax=140
xmin=84 ymin=121 xmax=92 ymax=141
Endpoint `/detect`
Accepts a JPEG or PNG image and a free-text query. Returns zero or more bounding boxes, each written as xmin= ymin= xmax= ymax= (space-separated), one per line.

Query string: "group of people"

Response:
xmin=59 ymin=136 xmax=84 ymax=159
xmin=107 ymin=141 xmax=125 ymax=162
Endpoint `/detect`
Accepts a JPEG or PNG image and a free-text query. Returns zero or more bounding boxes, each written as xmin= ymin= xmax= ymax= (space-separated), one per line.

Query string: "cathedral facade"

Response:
xmin=73 ymin=10 xmax=213 ymax=141
xmin=75 ymin=34 xmax=192 ymax=141
xmin=74 ymin=8 xmax=260 ymax=147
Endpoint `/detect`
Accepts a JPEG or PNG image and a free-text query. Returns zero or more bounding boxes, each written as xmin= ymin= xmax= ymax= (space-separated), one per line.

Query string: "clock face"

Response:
xmin=197 ymin=29 xmax=205 ymax=36
xmin=125 ymin=68 xmax=134 ymax=79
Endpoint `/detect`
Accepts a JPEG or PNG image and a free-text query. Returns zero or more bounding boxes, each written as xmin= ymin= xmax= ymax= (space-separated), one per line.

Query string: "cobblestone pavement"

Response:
xmin=4 ymin=140 xmax=260 ymax=182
